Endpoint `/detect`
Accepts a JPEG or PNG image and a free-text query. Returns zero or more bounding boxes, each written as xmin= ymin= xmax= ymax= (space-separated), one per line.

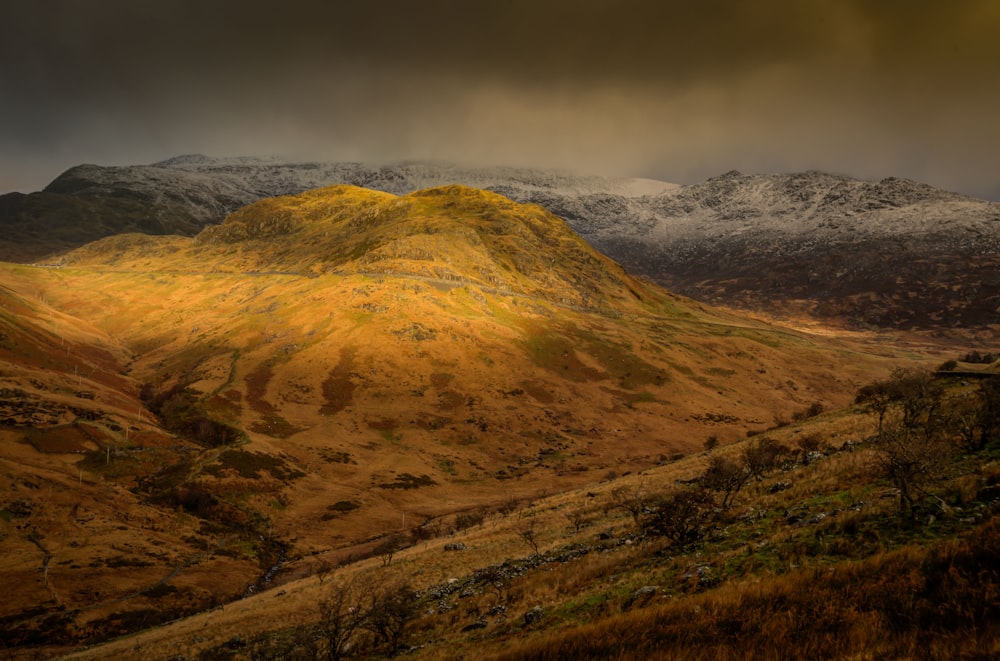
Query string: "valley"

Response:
xmin=0 ymin=183 xmax=996 ymax=658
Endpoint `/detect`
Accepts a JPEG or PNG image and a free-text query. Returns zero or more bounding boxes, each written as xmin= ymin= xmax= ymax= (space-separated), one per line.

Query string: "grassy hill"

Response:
xmin=59 ymin=373 xmax=1000 ymax=660
xmin=0 ymin=185 xmax=983 ymax=657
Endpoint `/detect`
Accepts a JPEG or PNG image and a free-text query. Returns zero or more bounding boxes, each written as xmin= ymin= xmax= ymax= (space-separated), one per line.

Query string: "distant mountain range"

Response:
xmin=3 ymin=156 xmax=998 ymax=329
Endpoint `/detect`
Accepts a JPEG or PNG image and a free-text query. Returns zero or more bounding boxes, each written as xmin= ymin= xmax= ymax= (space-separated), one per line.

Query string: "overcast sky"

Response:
xmin=1 ymin=0 xmax=998 ymax=199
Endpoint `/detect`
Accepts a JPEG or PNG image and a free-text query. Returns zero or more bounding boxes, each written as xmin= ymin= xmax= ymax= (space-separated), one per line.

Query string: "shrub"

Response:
xmin=607 ymin=484 xmax=646 ymax=526
xmin=455 ymin=508 xmax=486 ymax=531
xmin=700 ymin=456 xmax=750 ymax=508
xmin=742 ymin=437 xmax=788 ymax=480
xmin=374 ymin=534 xmax=408 ymax=567
xmin=639 ymin=488 xmax=716 ymax=548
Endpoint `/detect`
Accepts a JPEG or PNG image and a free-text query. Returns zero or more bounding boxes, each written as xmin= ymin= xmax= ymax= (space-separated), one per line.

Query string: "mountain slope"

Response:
xmin=598 ymin=171 xmax=1000 ymax=329
xmin=0 ymin=185 xmax=901 ymax=653
xmin=4 ymin=157 xmax=997 ymax=330
xmin=0 ymin=157 xmax=672 ymax=262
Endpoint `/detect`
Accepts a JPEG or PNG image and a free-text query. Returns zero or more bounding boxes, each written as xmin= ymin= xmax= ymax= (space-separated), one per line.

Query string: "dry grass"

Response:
xmin=490 ymin=519 xmax=1000 ymax=661
xmin=0 ymin=184 xmax=984 ymax=658
xmin=51 ymin=403 xmax=1000 ymax=660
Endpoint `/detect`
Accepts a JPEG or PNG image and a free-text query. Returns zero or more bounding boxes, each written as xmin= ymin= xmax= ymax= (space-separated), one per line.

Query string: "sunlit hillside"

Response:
xmin=0 ymin=185 xmax=943 ymax=655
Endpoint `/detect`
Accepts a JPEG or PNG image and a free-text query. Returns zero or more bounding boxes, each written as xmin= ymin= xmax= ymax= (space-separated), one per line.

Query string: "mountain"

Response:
xmin=0 ymin=185 xmax=900 ymax=654
xmin=3 ymin=157 xmax=997 ymax=330
xmin=0 ymin=156 xmax=672 ymax=262
xmin=595 ymin=171 xmax=1000 ymax=330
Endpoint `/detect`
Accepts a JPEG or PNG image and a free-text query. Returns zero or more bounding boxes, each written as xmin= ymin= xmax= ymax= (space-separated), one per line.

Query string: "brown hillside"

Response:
xmin=0 ymin=185 xmax=918 ymax=654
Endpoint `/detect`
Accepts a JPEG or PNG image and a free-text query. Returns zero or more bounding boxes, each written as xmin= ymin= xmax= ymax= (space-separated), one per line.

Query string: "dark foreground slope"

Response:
xmin=66 ymin=361 xmax=1000 ymax=661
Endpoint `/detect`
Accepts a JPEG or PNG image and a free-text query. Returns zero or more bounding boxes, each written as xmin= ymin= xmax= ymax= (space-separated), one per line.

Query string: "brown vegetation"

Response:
xmin=0 ymin=185 xmax=994 ymax=658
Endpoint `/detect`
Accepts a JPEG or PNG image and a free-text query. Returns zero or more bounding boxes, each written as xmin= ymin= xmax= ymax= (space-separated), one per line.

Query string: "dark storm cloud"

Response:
xmin=1 ymin=1 xmax=998 ymax=198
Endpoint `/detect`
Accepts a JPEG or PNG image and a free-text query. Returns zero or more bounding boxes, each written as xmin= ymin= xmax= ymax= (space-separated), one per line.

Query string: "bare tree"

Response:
xmin=858 ymin=369 xmax=951 ymax=520
xmin=943 ymin=390 xmax=986 ymax=453
xmin=855 ymin=378 xmax=896 ymax=435
xmin=856 ymin=368 xmax=944 ymax=436
xmin=978 ymin=377 xmax=1000 ymax=449
xmin=374 ymin=534 xmax=407 ymax=567
xmin=639 ymin=488 xmax=716 ymax=549
xmin=607 ymin=482 xmax=646 ymax=526
xmin=564 ymin=508 xmax=589 ymax=533
xmin=364 ymin=580 xmax=418 ymax=654
xmin=315 ymin=559 xmax=334 ymax=586
xmin=318 ymin=575 xmax=372 ymax=661
xmin=477 ymin=564 xmax=516 ymax=607
xmin=700 ymin=456 xmax=751 ymax=508
xmin=873 ymin=426 xmax=949 ymax=520
xmin=518 ymin=521 xmax=541 ymax=556
xmin=741 ymin=436 xmax=787 ymax=480
xmin=316 ymin=575 xmax=418 ymax=658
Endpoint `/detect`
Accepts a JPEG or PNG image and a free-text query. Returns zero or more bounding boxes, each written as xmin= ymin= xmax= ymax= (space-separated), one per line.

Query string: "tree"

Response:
xmin=607 ymin=483 xmax=646 ymax=526
xmin=639 ymin=488 xmax=716 ymax=548
xmin=890 ymin=368 xmax=943 ymax=432
xmin=316 ymin=575 xmax=418 ymax=658
xmin=856 ymin=368 xmax=944 ymax=436
xmin=315 ymin=559 xmax=334 ymax=586
xmin=855 ymin=378 xmax=896 ymax=435
xmin=741 ymin=436 xmax=787 ymax=480
xmin=374 ymin=534 xmax=407 ymax=567
xmin=518 ymin=522 xmax=541 ymax=556
xmin=564 ymin=508 xmax=589 ymax=533
xmin=944 ymin=390 xmax=987 ymax=453
xmin=978 ymin=377 xmax=1000 ymax=449
xmin=858 ymin=369 xmax=951 ymax=521
xmin=700 ymin=456 xmax=751 ymax=508
xmin=476 ymin=564 xmax=517 ymax=607
xmin=872 ymin=426 xmax=949 ymax=520
xmin=364 ymin=581 xmax=418 ymax=654
xmin=317 ymin=575 xmax=372 ymax=661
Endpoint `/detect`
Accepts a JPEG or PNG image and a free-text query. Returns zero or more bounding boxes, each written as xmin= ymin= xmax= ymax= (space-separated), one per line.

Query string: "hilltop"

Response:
xmin=3 ymin=158 xmax=998 ymax=330
xmin=0 ymin=185 xmax=909 ymax=655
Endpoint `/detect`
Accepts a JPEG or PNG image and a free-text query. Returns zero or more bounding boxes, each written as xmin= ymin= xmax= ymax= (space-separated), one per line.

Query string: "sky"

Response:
xmin=1 ymin=0 xmax=999 ymax=199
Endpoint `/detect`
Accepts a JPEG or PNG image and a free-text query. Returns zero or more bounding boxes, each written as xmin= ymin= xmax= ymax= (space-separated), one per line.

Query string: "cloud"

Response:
xmin=0 ymin=0 xmax=997 ymax=198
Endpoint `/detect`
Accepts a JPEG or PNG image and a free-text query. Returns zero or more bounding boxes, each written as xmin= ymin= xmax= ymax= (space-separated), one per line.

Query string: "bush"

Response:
xmin=742 ymin=437 xmax=788 ymax=480
xmin=149 ymin=386 xmax=244 ymax=447
xmin=454 ymin=509 xmax=486 ymax=531
xmin=700 ymin=456 xmax=750 ymax=508
xmin=639 ymin=488 xmax=716 ymax=548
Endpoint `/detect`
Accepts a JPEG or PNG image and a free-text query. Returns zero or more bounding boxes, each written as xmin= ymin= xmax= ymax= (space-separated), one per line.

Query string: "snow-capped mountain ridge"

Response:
xmin=637 ymin=170 xmax=996 ymax=246
xmin=7 ymin=157 xmax=1000 ymax=328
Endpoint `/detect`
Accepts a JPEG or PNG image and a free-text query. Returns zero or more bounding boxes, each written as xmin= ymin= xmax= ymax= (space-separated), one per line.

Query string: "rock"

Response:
xmin=444 ymin=542 xmax=467 ymax=551
xmin=681 ymin=565 xmax=715 ymax=591
xmin=622 ymin=586 xmax=659 ymax=611
xmin=804 ymin=451 xmax=826 ymax=465
xmin=523 ymin=605 xmax=545 ymax=626
xmin=461 ymin=620 xmax=488 ymax=632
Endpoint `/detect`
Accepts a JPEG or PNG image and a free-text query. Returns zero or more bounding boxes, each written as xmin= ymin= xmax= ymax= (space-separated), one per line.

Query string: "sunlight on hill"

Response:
xmin=2 ymin=184 xmax=978 ymax=658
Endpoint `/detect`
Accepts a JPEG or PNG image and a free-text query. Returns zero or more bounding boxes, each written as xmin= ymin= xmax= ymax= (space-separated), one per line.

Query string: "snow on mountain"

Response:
xmin=9 ymin=156 xmax=1000 ymax=328
xmin=39 ymin=156 xmax=673 ymax=229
